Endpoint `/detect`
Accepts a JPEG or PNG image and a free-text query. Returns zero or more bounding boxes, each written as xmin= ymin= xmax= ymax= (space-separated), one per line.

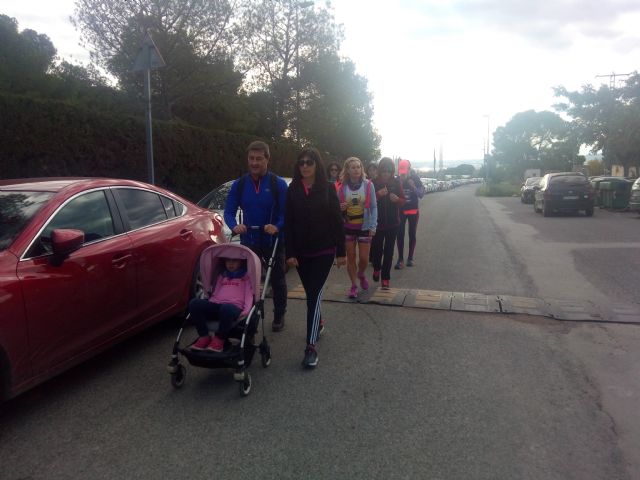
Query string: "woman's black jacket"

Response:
xmin=284 ymin=180 xmax=346 ymax=259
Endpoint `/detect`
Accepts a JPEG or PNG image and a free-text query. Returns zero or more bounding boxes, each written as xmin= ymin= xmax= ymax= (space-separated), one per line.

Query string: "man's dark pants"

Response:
xmin=246 ymin=240 xmax=287 ymax=317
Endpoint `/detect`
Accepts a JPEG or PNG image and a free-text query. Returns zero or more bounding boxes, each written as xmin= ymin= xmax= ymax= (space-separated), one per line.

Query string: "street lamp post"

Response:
xmin=483 ymin=115 xmax=490 ymax=183
xmin=295 ymin=1 xmax=314 ymax=145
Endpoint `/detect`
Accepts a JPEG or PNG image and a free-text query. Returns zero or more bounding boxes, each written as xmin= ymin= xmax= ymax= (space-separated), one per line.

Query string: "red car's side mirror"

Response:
xmin=50 ymin=229 xmax=85 ymax=265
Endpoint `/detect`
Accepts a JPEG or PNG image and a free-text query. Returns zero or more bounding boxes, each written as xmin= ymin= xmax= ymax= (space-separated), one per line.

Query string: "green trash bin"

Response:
xmin=599 ymin=179 xmax=632 ymax=209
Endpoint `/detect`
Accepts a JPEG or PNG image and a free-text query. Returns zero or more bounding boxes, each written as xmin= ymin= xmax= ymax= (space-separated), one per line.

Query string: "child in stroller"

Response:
xmin=167 ymin=241 xmax=273 ymax=396
xmin=189 ymin=257 xmax=253 ymax=352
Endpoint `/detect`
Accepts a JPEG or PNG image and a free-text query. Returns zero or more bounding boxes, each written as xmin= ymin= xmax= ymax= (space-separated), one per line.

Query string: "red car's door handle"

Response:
xmin=112 ymin=253 xmax=132 ymax=268
xmin=179 ymin=229 xmax=193 ymax=239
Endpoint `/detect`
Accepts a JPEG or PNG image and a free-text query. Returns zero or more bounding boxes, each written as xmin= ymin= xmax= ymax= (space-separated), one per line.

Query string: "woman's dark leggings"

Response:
xmin=296 ymin=253 xmax=334 ymax=346
xmin=189 ymin=299 xmax=242 ymax=338
xmin=371 ymin=226 xmax=398 ymax=281
xmin=396 ymin=211 xmax=419 ymax=260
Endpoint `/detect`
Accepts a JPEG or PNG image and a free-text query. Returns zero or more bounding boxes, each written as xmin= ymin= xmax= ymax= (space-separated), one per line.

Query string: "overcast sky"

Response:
xmin=3 ymin=0 xmax=639 ymax=167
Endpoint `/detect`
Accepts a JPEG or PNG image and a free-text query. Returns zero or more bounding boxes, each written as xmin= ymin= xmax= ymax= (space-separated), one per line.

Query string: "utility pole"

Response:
xmin=595 ymin=72 xmax=633 ymax=89
xmin=483 ymin=115 xmax=490 ymax=183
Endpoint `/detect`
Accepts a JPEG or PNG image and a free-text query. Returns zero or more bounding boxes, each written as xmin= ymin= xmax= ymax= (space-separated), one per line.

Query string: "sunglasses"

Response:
xmin=297 ymin=158 xmax=315 ymax=167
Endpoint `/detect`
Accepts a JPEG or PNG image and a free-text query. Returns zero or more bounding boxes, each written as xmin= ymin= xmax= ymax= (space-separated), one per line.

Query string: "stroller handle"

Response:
xmin=231 ymin=225 xmax=278 ymax=237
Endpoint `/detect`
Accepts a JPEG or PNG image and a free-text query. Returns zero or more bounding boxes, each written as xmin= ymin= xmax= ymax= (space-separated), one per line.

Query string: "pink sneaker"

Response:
xmin=358 ymin=274 xmax=369 ymax=290
xmin=207 ymin=335 xmax=224 ymax=352
xmin=348 ymin=285 xmax=358 ymax=298
xmin=381 ymin=279 xmax=390 ymax=290
xmin=191 ymin=336 xmax=211 ymax=350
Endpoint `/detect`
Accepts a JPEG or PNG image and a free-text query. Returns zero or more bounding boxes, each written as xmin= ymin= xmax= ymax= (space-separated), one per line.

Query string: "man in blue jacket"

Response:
xmin=224 ymin=140 xmax=289 ymax=331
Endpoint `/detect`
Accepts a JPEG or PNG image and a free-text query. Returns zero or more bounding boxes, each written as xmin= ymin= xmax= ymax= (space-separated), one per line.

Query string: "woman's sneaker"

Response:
xmin=381 ymin=279 xmax=390 ymax=290
xmin=302 ymin=345 xmax=318 ymax=369
xmin=358 ymin=274 xmax=369 ymax=290
xmin=207 ymin=335 xmax=224 ymax=352
xmin=394 ymin=260 xmax=404 ymax=270
xmin=406 ymin=258 xmax=414 ymax=267
xmin=372 ymin=270 xmax=380 ymax=282
xmin=348 ymin=285 xmax=358 ymax=298
xmin=191 ymin=335 xmax=211 ymax=350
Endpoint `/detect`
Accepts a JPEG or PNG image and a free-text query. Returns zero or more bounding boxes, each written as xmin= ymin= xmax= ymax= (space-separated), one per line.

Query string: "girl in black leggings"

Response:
xmin=284 ymin=147 xmax=346 ymax=369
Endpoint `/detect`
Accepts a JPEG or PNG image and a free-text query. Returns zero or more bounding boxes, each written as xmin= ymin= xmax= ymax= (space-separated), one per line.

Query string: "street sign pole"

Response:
xmin=133 ymin=32 xmax=166 ymax=185
xmin=144 ymin=68 xmax=154 ymax=184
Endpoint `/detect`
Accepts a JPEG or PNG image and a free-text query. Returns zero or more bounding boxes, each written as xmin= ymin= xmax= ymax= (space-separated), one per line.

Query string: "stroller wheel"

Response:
xmin=239 ymin=372 xmax=252 ymax=396
xmin=170 ymin=364 xmax=186 ymax=389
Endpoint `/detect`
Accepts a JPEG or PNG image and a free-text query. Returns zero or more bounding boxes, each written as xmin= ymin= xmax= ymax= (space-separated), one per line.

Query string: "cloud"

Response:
xmin=397 ymin=0 xmax=640 ymax=49
xmin=450 ymin=0 xmax=640 ymax=48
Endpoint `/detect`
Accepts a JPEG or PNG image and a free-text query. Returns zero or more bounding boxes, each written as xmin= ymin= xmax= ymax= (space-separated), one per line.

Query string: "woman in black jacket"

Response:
xmin=285 ymin=147 xmax=346 ymax=369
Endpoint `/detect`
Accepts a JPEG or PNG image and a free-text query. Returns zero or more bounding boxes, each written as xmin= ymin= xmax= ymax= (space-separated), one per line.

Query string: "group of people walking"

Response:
xmin=190 ymin=140 xmax=424 ymax=370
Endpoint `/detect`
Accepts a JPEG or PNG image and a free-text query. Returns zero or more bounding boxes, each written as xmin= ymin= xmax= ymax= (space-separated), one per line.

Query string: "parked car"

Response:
xmin=0 ymin=177 xmax=224 ymax=401
xmin=197 ymin=177 xmax=292 ymax=241
xmin=520 ymin=176 xmax=541 ymax=203
xmin=533 ymin=172 xmax=595 ymax=217
xmin=629 ymin=177 xmax=640 ymax=214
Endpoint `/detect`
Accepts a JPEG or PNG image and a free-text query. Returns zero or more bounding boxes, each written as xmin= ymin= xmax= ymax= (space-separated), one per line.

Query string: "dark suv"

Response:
xmin=533 ymin=172 xmax=595 ymax=217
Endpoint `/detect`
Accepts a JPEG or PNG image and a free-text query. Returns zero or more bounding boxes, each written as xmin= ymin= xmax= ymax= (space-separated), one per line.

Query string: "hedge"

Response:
xmin=0 ymin=92 xmax=299 ymax=201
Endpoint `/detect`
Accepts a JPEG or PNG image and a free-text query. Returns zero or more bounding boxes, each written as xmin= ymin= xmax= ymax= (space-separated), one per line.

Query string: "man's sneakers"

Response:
xmin=394 ymin=259 xmax=404 ymax=270
xmin=272 ymin=313 xmax=285 ymax=332
xmin=381 ymin=279 xmax=390 ymax=290
xmin=190 ymin=335 xmax=211 ymax=350
xmin=302 ymin=344 xmax=318 ymax=369
xmin=372 ymin=270 xmax=380 ymax=282
xmin=406 ymin=258 xmax=414 ymax=267
xmin=348 ymin=285 xmax=358 ymax=298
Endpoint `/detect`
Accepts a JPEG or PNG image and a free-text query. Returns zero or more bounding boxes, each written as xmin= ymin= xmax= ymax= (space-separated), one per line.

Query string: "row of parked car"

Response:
xmin=520 ymin=173 xmax=640 ymax=217
xmin=420 ymin=177 xmax=482 ymax=192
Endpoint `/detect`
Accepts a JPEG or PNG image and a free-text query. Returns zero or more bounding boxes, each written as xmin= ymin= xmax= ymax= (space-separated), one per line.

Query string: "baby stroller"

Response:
xmin=166 ymin=237 xmax=276 ymax=396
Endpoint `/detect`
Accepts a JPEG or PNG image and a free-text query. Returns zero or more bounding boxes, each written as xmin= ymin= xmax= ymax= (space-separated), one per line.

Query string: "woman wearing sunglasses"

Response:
xmin=370 ymin=157 xmax=406 ymax=289
xmin=284 ymin=147 xmax=346 ymax=369
xmin=326 ymin=161 xmax=341 ymax=186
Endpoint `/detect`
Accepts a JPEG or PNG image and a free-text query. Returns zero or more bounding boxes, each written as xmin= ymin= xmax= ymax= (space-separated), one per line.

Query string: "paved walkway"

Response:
xmin=285 ymin=283 xmax=640 ymax=324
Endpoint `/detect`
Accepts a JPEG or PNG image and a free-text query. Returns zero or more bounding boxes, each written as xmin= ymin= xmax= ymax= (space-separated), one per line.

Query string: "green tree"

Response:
xmin=298 ymin=53 xmax=379 ymax=161
xmin=237 ymin=0 xmax=343 ymax=139
xmin=492 ymin=110 xmax=578 ymax=179
xmin=554 ymin=77 xmax=640 ymax=177
xmin=0 ymin=15 xmax=57 ymax=93
xmin=585 ymin=159 xmax=604 ymax=176
xmin=71 ymin=0 xmax=239 ymax=119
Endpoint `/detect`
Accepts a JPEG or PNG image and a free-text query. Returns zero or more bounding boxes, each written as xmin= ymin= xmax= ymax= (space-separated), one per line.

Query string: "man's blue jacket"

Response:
xmin=223 ymin=172 xmax=288 ymax=247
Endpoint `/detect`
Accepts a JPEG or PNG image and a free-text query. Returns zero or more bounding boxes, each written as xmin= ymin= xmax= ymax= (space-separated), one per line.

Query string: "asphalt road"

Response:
xmin=2 ymin=184 xmax=639 ymax=480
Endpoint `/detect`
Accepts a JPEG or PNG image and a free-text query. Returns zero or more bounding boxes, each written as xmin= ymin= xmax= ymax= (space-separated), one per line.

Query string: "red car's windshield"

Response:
xmin=0 ymin=191 xmax=54 ymax=251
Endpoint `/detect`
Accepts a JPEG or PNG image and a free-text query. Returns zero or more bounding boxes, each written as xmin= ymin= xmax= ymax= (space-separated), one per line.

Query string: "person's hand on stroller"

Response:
xmin=264 ymin=224 xmax=278 ymax=235
xmin=286 ymin=257 xmax=299 ymax=268
xmin=232 ymin=224 xmax=247 ymax=235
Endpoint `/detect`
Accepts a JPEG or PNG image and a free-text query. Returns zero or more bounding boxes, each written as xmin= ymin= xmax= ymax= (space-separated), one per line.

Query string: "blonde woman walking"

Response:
xmin=337 ymin=157 xmax=378 ymax=298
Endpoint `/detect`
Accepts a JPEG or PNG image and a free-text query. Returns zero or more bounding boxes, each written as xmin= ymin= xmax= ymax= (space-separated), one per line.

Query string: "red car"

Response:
xmin=0 ymin=178 xmax=225 ymax=400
